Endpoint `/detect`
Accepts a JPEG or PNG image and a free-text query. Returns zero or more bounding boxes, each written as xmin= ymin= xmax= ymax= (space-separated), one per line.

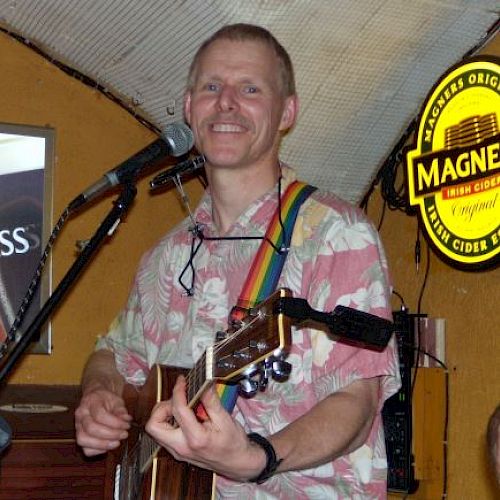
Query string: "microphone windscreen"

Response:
xmin=163 ymin=122 xmax=194 ymax=157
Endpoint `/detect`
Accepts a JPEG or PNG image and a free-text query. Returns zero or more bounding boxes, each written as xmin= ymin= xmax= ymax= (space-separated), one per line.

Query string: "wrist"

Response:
xmin=81 ymin=376 xmax=121 ymax=397
xmin=247 ymin=432 xmax=283 ymax=483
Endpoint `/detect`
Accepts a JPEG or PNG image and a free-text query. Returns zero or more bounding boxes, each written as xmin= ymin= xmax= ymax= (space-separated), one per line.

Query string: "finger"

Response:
xmin=89 ymin=404 xmax=131 ymax=431
xmin=78 ymin=434 xmax=122 ymax=456
xmin=79 ymin=414 xmax=129 ymax=442
xmin=171 ymin=376 xmax=201 ymax=431
xmin=104 ymin=396 xmax=133 ymax=422
xmin=199 ymin=385 xmax=229 ymax=428
xmin=112 ymin=404 xmax=133 ymax=421
xmin=149 ymin=400 xmax=173 ymax=425
xmin=82 ymin=447 xmax=110 ymax=457
xmin=76 ymin=392 xmax=132 ymax=431
xmin=200 ymin=384 xmax=224 ymax=412
xmin=76 ymin=425 xmax=127 ymax=455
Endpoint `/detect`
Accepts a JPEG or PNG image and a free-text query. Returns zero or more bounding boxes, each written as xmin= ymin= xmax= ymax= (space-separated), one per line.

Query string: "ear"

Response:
xmin=279 ymin=94 xmax=299 ymax=132
xmin=184 ymin=91 xmax=192 ymax=124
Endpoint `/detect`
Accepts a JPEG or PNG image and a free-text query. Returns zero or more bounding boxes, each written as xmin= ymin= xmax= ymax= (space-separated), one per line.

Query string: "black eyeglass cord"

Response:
xmin=178 ymin=175 xmax=288 ymax=296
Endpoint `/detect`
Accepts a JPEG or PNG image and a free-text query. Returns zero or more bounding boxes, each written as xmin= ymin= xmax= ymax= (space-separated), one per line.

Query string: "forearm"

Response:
xmin=269 ymin=377 xmax=380 ymax=473
xmin=81 ymin=349 xmax=125 ymax=396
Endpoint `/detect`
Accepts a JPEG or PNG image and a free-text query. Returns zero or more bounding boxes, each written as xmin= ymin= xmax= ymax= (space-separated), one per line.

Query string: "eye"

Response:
xmin=205 ymin=82 xmax=220 ymax=92
xmin=243 ymin=85 xmax=259 ymax=94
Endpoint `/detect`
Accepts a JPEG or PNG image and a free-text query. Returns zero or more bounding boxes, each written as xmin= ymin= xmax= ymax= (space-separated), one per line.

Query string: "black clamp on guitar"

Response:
xmin=274 ymin=297 xmax=394 ymax=351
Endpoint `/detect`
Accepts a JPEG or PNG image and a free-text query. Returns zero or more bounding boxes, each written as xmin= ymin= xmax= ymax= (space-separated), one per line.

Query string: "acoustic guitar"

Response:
xmin=108 ymin=288 xmax=292 ymax=500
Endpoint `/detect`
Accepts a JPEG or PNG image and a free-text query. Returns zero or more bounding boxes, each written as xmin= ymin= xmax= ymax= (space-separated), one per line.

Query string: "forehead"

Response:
xmin=194 ymin=39 xmax=281 ymax=85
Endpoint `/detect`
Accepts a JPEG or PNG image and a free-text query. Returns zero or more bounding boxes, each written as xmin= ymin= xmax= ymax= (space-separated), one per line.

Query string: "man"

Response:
xmin=488 ymin=404 xmax=500 ymax=485
xmin=75 ymin=24 xmax=400 ymax=498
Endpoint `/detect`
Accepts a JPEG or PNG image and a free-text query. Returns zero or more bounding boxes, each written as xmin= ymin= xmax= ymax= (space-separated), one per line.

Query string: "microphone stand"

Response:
xmin=0 ymin=182 xmax=137 ymax=382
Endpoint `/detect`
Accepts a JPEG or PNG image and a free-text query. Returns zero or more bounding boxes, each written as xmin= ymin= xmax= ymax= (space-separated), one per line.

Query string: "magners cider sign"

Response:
xmin=406 ymin=56 xmax=499 ymax=270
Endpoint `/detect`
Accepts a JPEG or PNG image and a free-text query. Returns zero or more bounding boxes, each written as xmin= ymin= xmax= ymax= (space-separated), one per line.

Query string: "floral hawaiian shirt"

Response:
xmin=97 ymin=165 xmax=400 ymax=499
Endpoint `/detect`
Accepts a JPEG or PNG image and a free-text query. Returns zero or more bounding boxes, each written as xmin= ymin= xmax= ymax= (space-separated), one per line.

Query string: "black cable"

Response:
xmin=359 ymin=118 xmax=417 ymax=213
xmin=411 ymin=238 xmax=430 ymax=398
xmin=361 ymin=18 xmax=499 ymax=217
xmin=392 ymin=290 xmax=407 ymax=310
xmin=414 ymin=219 xmax=421 ymax=274
xmin=177 ymin=176 xmax=289 ymax=296
xmin=0 ymin=207 xmax=70 ymax=358
xmin=377 ymin=197 xmax=387 ymax=231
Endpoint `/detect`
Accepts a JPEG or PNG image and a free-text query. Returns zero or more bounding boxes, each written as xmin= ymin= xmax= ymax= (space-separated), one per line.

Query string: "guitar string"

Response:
xmin=184 ymin=312 xmax=265 ymax=405
xmin=128 ymin=307 xmax=270 ymax=473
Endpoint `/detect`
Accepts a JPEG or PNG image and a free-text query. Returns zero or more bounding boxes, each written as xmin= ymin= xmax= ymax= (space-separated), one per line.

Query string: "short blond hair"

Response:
xmin=187 ymin=23 xmax=296 ymax=97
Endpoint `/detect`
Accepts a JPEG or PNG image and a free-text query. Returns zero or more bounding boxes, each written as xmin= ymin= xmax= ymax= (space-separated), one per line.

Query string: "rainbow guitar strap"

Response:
xmin=216 ymin=180 xmax=317 ymax=412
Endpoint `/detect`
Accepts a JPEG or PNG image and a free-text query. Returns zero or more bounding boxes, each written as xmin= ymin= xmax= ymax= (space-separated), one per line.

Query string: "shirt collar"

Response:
xmin=194 ymin=164 xmax=298 ymax=237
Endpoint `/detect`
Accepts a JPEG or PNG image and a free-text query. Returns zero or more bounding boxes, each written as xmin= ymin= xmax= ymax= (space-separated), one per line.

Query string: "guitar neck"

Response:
xmin=185 ymin=351 xmax=212 ymax=410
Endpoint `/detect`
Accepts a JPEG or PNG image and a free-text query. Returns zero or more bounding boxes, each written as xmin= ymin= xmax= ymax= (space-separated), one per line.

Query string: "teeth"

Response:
xmin=212 ymin=123 xmax=244 ymax=132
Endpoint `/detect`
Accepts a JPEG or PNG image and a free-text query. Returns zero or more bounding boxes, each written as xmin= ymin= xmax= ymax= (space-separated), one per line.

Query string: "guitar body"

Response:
xmin=106 ymin=289 xmax=292 ymax=500
xmin=109 ymin=366 xmax=213 ymax=500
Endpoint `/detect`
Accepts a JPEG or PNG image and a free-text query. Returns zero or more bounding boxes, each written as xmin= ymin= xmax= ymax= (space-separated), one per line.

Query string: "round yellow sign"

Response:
xmin=406 ymin=56 xmax=499 ymax=270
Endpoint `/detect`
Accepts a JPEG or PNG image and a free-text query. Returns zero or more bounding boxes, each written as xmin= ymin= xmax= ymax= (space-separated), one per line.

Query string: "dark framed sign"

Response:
xmin=0 ymin=123 xmax=54 ymax=354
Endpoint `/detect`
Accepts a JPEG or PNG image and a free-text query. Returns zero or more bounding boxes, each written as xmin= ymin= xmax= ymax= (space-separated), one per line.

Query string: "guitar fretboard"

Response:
xmin=186 ymin=351 xmax=210 ymax=408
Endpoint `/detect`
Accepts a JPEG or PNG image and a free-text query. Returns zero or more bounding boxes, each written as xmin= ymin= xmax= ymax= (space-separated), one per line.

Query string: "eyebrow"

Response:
xmin=196 ymin=73 xmax=274 ymax=90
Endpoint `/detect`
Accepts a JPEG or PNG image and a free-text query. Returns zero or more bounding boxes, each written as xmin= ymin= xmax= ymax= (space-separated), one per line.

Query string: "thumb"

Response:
xmin=148 ymin=400 xmax=173 ymax=426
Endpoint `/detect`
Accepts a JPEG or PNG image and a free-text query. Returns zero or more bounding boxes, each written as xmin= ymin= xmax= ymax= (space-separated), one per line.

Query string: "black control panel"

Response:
xmin=382 ymin=309 xmax=419 ymax=494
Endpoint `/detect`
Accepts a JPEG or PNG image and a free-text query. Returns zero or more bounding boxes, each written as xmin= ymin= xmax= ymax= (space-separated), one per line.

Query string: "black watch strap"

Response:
xmin=247 ymin=432 xmax=283 ymax=484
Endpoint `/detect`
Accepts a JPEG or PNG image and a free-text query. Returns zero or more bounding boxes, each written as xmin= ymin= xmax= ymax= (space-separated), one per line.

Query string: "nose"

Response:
xmin=217 ymin=85 xmax=239 ymax=112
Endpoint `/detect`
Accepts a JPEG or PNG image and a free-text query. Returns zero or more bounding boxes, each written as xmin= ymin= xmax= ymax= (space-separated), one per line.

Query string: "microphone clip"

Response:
xmin=150 ymin=155 xmax=205 ymax=190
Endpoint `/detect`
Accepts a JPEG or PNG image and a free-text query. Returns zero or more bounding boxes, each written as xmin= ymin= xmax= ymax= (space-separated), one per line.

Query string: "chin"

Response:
xmin=204 ymin=150 xmax=246 ymax=169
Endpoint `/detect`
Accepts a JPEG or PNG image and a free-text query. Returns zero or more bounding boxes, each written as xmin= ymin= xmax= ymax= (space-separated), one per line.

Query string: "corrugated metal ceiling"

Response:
xmin=0 ymin=0 xmax=498 ymax=203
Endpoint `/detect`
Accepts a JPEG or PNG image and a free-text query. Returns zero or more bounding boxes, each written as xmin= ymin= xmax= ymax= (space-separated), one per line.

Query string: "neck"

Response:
xmin=206 ymin=161 xmax=280 ymax=235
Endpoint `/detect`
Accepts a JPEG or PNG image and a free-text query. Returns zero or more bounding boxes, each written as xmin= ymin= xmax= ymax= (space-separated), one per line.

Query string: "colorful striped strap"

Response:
xmin=217 ymin=180 xmax=316 ymax=412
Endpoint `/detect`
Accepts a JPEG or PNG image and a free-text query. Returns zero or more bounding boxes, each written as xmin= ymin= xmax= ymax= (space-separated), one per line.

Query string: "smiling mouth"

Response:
xmin=211 ymin=123 xmax=246 ymax=133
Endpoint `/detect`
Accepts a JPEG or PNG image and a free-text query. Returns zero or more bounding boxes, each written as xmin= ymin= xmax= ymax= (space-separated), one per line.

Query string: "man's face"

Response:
xmin=185 ymin=39 xmax=297 ymax=170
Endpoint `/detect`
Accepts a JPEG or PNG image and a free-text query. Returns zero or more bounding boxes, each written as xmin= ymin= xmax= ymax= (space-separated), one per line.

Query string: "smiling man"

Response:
xmin=184 ymin=30 xmax=297 ymax=235
xmin=75 ymin=24 xmax=400 ymax=499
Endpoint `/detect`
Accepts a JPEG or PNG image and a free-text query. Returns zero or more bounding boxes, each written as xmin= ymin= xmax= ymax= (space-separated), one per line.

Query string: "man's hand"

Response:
xmin=145 ymin=376 xmax=266 ymax=481
xmin=75 ymin=387 xmax=132 ymax=457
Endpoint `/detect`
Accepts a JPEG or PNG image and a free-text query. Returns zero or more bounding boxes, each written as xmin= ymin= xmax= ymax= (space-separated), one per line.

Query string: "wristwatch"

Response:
xmin=247 ymin=432 xmax=283 ymax=484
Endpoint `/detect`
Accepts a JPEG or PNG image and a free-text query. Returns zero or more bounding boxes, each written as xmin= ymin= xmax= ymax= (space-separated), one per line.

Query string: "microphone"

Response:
xmin=150 ymin=155 xmax=206 ymax=190
xmin=68 ymin=122 xmax=194 ymax=213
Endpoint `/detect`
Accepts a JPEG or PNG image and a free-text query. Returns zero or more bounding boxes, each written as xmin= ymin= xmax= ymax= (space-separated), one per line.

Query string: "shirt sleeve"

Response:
xmin=300 ymin=200 xmax=401 ymax=405
xmin=95 ymin=277 xmax=149 ymax=386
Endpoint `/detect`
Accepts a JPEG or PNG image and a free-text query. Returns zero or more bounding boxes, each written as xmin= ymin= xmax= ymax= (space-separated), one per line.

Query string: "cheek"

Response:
xmin=257 ymin=107 xmax=282 ymax=137
xmin=246 ymin=103 xmax=273 ymax=128
xmin=188 ymin=96 xmax=209 ymax=120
